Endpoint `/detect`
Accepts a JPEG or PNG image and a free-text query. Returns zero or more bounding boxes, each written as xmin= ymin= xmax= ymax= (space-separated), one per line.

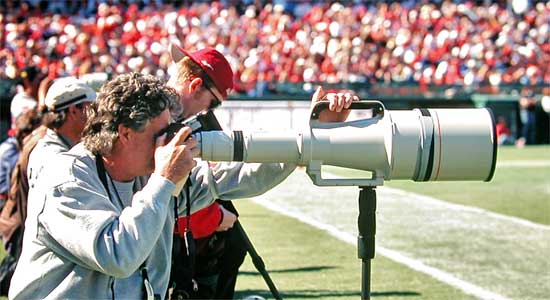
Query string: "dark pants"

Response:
xmin=170 ymin=226 xmax=248 ymax=299
xmin=520 ymin=108 xmax=537 ymax=145
xmin=214 ymin=225 xmax=248 ymax=299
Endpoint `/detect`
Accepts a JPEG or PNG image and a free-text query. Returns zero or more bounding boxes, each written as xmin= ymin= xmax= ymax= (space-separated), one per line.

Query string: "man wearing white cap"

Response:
xmin=27 ymin=78 xmax=96 ymax=191
xmin=20 ymin=79 xmax=95 ymax=236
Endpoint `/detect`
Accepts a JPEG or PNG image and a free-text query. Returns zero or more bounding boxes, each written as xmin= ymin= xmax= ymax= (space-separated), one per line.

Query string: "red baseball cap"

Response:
xmin=170 ymin=43 xmax=233 ymax=101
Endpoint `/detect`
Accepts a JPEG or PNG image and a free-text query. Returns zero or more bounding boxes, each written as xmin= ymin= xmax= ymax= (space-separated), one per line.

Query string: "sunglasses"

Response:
xmin=194 ymin=64 xmax=224 ymax=110
xmin=202 ymin=79 xmax=222 ymax=110
xmin=205 ymin=85 xmax=222 ymax=109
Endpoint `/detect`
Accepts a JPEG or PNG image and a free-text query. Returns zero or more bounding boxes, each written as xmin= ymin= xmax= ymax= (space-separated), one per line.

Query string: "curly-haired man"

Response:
xmin=9 ymin=72 xmax=197 ymax=299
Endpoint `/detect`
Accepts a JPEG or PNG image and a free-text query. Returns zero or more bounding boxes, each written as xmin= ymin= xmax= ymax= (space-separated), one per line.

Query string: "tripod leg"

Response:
xmin=218 ymin=200 xmax=282 ymax=299
xmin=358 ymin=187 xmax=376 ymax=300
xmin=235 ymin=222 xmax=283 ymax=300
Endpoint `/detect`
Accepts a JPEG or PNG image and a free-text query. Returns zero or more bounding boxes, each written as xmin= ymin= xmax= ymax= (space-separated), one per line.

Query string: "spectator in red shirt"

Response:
xmin=496 ymin=116 xmax=514 ymax=145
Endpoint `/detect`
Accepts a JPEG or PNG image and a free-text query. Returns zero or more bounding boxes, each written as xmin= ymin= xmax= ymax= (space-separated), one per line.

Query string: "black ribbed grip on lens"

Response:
xmin=233 ymin=130 xmax=244 ymax=161
xmin=423 ymin=131 xmax=435 ymax=181
xmin=419 ymin=108 xmax=435 ymax=181
xmin=486 ymin=108 xmax=498 ymax=182
xmin=419 ymin=108 xmax=431 ymax=117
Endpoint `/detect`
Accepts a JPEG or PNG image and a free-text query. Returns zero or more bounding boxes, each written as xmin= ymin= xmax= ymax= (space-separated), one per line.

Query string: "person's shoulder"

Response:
xmin=42 ymin=130 xmax=68 ymax=148
xmin=31 ymin=136 xmax=65 ymax=162
xmin=41 ymin=144 xmax=98 ymax=188
xmin=0 ymin=136 xmax=16 ymax=149
xmin=21 ymin=127 xmax=46 ymax=153
xmin=11 ymin=91 xmax=33 ymax=102
xmin=33 ymin=130 xmax=74 ymax=157
xmin=0 ymin=137 xmax=18 ymax=157
xmin=63 ymin=143 xmax=95 ymax=171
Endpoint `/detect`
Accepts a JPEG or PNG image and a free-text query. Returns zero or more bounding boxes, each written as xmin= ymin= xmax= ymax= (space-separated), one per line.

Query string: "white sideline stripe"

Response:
xmin=498 ymin=160 xmax=550 ymax=167
xmin=381 ymin=186 xmax=550 ymax=231
xmin=377 ymin=247 xmax=512 ymax=300
xmin=322 ymin=171 xmax=550 ymax=231
xmin=252 ymin=198 xmax=512 ymax=300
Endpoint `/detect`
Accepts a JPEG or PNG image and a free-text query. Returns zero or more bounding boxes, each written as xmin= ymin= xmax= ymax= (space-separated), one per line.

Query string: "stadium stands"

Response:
xmin=0 ymin=1 xmax=548 ymax=97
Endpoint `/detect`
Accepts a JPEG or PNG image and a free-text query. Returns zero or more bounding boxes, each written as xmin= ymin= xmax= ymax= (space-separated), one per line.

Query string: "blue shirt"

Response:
xmin=0 ymin=137 xmax=19 ymax=195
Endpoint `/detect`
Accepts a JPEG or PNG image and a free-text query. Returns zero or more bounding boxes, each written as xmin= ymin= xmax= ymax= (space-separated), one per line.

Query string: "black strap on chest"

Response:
xmin=95 ymin=155 xmax=160 ymax=300
xmin=167 ymin=178 xmax=199 ymax=299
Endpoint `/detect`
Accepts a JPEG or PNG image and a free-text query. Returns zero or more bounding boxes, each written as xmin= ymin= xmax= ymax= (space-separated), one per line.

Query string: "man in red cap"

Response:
xmin=167 ymin=45 xmax=234 ymax=119
xmin=167 ymin=43 xmax=357 ymax=299
xmin=167 ymin=44 xmax=244 ymax=300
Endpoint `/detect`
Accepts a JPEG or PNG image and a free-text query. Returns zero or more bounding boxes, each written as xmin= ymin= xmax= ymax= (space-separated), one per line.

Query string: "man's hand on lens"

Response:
xmin=154 ymin=126 xmax=199 ymax=184
xmin=312 ymin=86 xmax=359 ymax=122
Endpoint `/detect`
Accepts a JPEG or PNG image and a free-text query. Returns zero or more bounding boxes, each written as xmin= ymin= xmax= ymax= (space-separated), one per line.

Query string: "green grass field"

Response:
xmin=1 ymin=146 xmax=547 ymax=300
xmin=234 ymin=200 xmax=470 ymax=300
xmin=234 ymin=145 xmax=549 ymax=300
xmin=328 ymin=145 xmax=550 ymax=225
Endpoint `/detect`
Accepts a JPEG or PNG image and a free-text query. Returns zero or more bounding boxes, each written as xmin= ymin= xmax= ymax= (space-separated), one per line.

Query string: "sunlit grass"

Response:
xmin=234 ymin=200 xmax=471 ymax=300
xmin=325 ymin=145 xmax=550 ymax=225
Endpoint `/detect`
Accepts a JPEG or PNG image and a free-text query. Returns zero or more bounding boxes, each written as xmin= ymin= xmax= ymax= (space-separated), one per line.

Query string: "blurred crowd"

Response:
xmin=0 ymin=0 xmax=549 ymax=97
xmin=0 ymin=1 xmax=548 ymax=295
xmin=1 ymin=0 xmax=550 ymax=95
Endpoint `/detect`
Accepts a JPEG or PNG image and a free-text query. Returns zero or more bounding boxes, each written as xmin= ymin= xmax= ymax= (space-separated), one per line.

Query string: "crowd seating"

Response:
xmin=0 ymin=1 xmax=549 ymax=96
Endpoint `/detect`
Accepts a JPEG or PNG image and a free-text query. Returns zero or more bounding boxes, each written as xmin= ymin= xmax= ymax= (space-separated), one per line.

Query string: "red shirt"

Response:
xmin=175 ymin=202 xmax=222 ymax=239
xmin=496 ymin=122 xmax=510 ymax=139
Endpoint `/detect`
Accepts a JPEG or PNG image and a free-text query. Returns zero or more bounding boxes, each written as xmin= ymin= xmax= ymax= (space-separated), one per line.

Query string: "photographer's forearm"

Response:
xmin=211 ymin=161 xmax=296 ymax=199
xmin=177 ymin=161 xmax=296 ymax=216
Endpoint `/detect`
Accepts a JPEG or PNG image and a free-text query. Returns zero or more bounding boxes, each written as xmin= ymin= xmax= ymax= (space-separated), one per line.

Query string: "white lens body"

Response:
xmin=198 ymin=106 xmax=496 ymax=186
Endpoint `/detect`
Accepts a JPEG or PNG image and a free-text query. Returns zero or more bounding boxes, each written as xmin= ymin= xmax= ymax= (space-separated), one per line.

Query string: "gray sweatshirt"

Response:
xmin=9 ymin=143 xmax=294 ymax=299
xmin=27 ymin=128 xmax=74 ymax=190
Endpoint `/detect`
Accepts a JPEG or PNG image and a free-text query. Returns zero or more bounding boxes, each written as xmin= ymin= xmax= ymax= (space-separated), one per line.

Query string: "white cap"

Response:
xmin=45 ymin=78 xmax=96 ymax=112
xmin=10 ymin=93 xmax=37 ymax=120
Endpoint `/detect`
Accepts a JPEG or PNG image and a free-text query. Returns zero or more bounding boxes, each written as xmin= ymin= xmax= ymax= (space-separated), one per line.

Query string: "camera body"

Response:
xmin=163 ymin=110 xmax=222 ymax=142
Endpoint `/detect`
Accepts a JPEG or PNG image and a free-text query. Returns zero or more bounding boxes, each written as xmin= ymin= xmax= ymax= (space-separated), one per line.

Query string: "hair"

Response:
xmin=175 ymin=56 xmax=207 ymax=86
xmin=40 ymin=102 xmax=86 ymax=129
xmin=37 ymin=76 xmax=54 ymax=106
xmin=20 ymin=66 xmax=40 ymax=84
xmin=14 ymin=108 xmax=41 ymax=149
xmin=82 ymin=72 xmax=180 ymax=155
xmin=174 ymin=56 xmax=220 ymax=103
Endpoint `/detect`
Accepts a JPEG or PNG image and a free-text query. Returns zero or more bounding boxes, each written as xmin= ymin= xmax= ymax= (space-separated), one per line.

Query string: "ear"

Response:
xmin=67 ymin=105 xmax=79 ymax=119
xmin=117 ymin=124 xmax=132 ymax=145
xmin=187 ymin=77 xmax=203 ymax=95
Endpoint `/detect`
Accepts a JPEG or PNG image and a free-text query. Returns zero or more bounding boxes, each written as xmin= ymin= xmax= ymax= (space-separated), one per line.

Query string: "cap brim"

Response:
xmin=169 ymin=43 xmax=225 ymax=101
xmin=170 ymin=43 xmax=188 ymax=63
xmin=170 ymin=43 xmax=204 ymax=72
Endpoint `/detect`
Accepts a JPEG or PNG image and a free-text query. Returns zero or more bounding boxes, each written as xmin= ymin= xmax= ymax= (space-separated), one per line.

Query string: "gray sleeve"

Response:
xmin=37 ymin=174 xmax=175 ymax=278
xmin=179 ymin=161 xmax=296 ymax=215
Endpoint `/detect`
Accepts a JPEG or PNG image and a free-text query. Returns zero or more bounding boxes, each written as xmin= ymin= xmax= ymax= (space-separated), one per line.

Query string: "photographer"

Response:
xmin=8 ymin=73 xmax=199 ymax=299
xmin=0 ymin=79 xmax=96 ymax=294
xmin=166 ymin=43 xmax=357 ymax=299
xmin=517 ymin=89 xmax=538 ymax=146
xmin=27 ymin=78 xmax=97 ymax=194
xmin=9 ymin=70 xmax=331 ymax=299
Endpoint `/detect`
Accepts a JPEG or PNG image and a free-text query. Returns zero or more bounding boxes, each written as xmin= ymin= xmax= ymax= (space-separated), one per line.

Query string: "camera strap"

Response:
xmin=182 ymin=179 xmax=193 ymax=254
xmin=173 ymin=179 xmax=193 ymax=248
xmin=182 ymin=179 xmax=197 ymax=290
xmin=94 ymin=155 xmax=160 ymax=300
